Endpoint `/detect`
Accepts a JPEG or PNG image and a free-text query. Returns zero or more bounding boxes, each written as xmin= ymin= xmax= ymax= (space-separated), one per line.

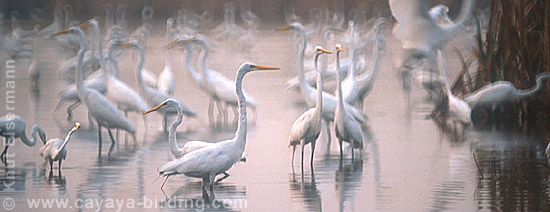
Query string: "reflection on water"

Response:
xmin=1 ymin=21 xmax=550 ymax=211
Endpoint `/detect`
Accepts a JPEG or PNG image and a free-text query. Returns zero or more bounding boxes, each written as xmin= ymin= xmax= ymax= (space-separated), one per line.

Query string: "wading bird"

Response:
xmin=289 ymin=46 xmax=331 ymax=169
xmin=122 ymin=40 xmax=196 ymax=132
xmin=464 ymin=73 xmax=550 ymax=108
xmin=0 ymin=114 xmax=46 ymax=163
xmin=39 ymin=123 xmax=80 ymax=174
xmin=157 ymin=62 xmax=278 ymax=200
xmin=53 ymin=27 xmax=136 ymax=157
xmin=334 ymin=45 xmax=363 ymax=159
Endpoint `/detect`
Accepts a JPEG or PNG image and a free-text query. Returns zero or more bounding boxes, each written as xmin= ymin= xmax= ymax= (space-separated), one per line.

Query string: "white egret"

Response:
xmin=464 ymin=73 xmax=550 ymax=108
xmin=334 ymin=45 xmax=363 ymax=159
xmin=278 ymin=23 xmax=367 ymax=147
xmin=289 ymin=46 xmax=331 ymax=168
xmin=341 ymin=21 xmax=358 ymax=105
xmin=121 ymin=40 xmax=196 ymax=132
xmin=144 ymin=99 xmax=246 ymax=180
xmin=167 ymin=35 xmax=257 ymax=125
xmin=39 ymin=123 xmax=80 ymax=174
xmin=157 ymin=18 xmax=175 ymax=95
xmin=157 ymin=62 xmax=278 ymax=200
xmin=0 ymin=114 xmax=46 ymax=163
xmin=53 ymin=27 xmax=136 ymax=157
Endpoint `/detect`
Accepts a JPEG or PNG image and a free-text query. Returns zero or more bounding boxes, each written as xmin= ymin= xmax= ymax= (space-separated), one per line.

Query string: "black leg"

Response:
xmin=216 ymin=172 xmax=230 ymax=182
xmin=66 ymin=100 xmax=81 ymax=121
xmin=107 ymin=129 xmax=116 ymax=157
xmin=161 ymin=176 xmax=169 ymax=200
xmin=58 ymin=160 xmax=62 ymax=175
xmin=310 ymin=140 xmax=316 ymax=168
xmin=97 ymin=125 xmax=102 ymax=157
xmin=339 ymin=138 xmax=344 ymax=159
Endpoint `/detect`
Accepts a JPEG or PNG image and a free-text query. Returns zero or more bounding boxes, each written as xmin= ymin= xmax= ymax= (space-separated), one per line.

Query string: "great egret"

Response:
xmin=0 ymin=114 xmax=46 ymax=163
xmin=390 ymin=0 xmax=474 ymax=88
xmin=157 ymin=62 xmax=278 ymax=200
xmin=278 ymin=23 xmax=367 ymax=147
xmin=355 ymin=20 xmax=387 ymax=110
xmin=341 ymin=21 xmax=358 ymax=105
xmin=39 ymin=123 xmax=80 ymax=174
xmin=144 ymin=99 xmax=246 ymax=181
xmin=167 ymin=35 xmax=257 ymax=125
xmin=53 ymin=27 xmax=136 ymax=157
xmin=121 ymin=40 xmax=196 ymax=132
xmin=289 ymin=46 xmax=331 ymax=169
xmin=334 ymin=45 xmax=363 ymax=159
xmin=464 ymin=73 xmax=550 ymax=107
xmin=157 ymin=18 xmax=175 ymax=95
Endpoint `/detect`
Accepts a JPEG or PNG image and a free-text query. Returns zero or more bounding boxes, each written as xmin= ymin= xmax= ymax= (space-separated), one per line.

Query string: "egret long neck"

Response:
xmin=199 ymin=42 xmax=211 ymax=81
xmin=336 ymin=50 xmax=345 ymax=111
xmin=133 ymin=43 xmax=149 ymax=94
xmin=184 ymin=45 xmax=202 ymax=83
xmin=233 ymin=67 xmax=248 ymax=149
xmin=169 ymin=104 xmax=184 ymax=157
xmin=57 ymin=129 xmax=77 ymax=154
xmin=75 ymin=29 xmax=90 ymax=97
xmin=92 ymin=21 xmax=106 ymax=75
xmin=297 ymin=27 xmax=312 ymax=94
xmin=314 ymin=53 xmax=323 ymax=116
xmin=514 ymin=74 xmax=550 ymax=97
xmin=19 ymin=125 xmax=41 ymax=146
xmin=370 ymin=30 xmax=382 ymax=78
xmin=442 ymin=0 xmax=474 ymax=37
xmin=348 ymin=22 xmax=356 ymax=81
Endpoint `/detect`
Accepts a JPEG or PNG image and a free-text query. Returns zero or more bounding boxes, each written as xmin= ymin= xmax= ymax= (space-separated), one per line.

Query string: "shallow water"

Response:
xmin=0 ymin=23 xmax=549 ymax=212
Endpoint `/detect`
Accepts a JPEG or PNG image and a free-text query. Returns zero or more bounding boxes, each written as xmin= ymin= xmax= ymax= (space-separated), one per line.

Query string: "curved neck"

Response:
xmin=370 ymin=31 xmax=382 ymax=78
xmin=92 ymin=22 xmax=106 ymax=72
xmin=234 ymin=67 xmax=248 ymax=149
xmin=336 ymin=51 xmax=345 ymax=111
xmin=314 ymin=53 xmax=323 ymax=115
xmin=133 ymin=44 xmax=149 ymax=93
xmin=184 ymin=45 xmax=201 ymax=83
xmin=514 ymin=74 xmax=550 ymax=97
xmin=199 ymin=42 xmax=211 ymax=80
xmin=348 ymin=22 xmax=356 ymax=80
xmin=442 ymin=0 xmax=473 ymax=36
xmin=169 ymin=104 xmax=184 ymax=157
xmin=297 ymin=27 xmax=311 ymax=93
xmin=75 ymin=29 xmax=89 ymax=96
xmin=20 ymin=125 xmax=42 ymax=146
xmin=57 ymin=128 xmax=77 ymax=153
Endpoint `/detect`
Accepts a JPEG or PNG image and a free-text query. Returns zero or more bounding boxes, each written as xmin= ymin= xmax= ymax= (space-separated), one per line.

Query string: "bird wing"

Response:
xmin=289 ymin=109 xmax=316 ymax=145
xmin=389 ymin=0 xmax=430 ymax=24
xmin=181 ymin=140 xmax=213 ymax=156
xmin=83 ymin=90 xmax=136 ymax=132
xmin=344 ymin=114 xmax=364 ymax=147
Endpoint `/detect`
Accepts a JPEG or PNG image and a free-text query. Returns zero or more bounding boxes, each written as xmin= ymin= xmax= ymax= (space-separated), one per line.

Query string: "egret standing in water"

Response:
xmin=334 ymin=45 xmax=363 ymax=159
xmin=39 ymin=123 xmax=80 ymax=175
xmin=0 ymin=114 xmax=46 ymax=163
xmin=157 ymin=62 xmax=278 ymax=200
xmin=53 ymin=27 xmax=136 ymax=157
xmin=289 ymin=46 xmax=331 ymax=169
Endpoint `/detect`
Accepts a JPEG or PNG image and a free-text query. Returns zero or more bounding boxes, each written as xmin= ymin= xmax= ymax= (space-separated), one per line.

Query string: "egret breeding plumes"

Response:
xmin=157 ymin=62 xmax=278 ymax=200
xmin=289 ymin=46 xmax=331 ymax=169
xmin=334 ymin=45 xmax=363 ymax=159
xmin=53 ymin=26 xmax=136 ymax=157
xmin=464 ymin=73 xmax=550 ymax=108
xmin=39 ymin=123 xmax=80 ymax=174
xmin=0 ymin=114 xmax=46 ymax=163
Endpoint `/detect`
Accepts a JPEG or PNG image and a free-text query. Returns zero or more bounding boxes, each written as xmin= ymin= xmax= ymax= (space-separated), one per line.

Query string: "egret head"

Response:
xmin=335 ymin=44 xmax=343 ymax=52
xmin=314 ymin=46 xmax=332 ymax=55
xmin=72 ymin=122 xmax=81 ymax=132
xmin=51 ymin=26 xmax=81 ymax=36
xmin=144 ymin=99 xmax=180 ymax=115
xmin=275 ymin=22 xmax=303 ymax=32
xmin=239 ymin=62 xmax=280 ymax=74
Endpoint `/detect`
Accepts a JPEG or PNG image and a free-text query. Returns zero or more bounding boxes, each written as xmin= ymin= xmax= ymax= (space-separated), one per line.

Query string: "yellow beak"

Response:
xmin=51 ymin=29 xmax=70 ymax=37
xmin=144 ymin=102 xmax=168 ymax=115
xmin=319 ymin=48 xmax=332 ymax=54
xmin=336 ymin=46 xmax=344 ymax=52
xmin=251 ymin=64 xmax=280 ymax=70
xmin=275 ymin=26 xmax=291 ymax=31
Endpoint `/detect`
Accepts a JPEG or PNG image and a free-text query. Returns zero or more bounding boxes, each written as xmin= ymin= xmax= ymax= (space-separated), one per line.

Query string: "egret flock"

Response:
xmin=2 ymin=0 xmax=550 ymax=202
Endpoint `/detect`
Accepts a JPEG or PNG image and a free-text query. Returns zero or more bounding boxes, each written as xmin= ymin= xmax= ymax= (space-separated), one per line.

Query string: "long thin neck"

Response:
xmin=199 ymin=42 xmax=210 ymax=80
xmin=442 ymin=0 xmax=473 ymax=36
xmin=93 ymin=22 xmax=106 ymax=73
xmin=348 ymin=22 xmax=356 ymax=80
xmin=169 ymin=104 xmax=184 ymax=157
xmin=134 ymin=44 xmax=148 ymax=93
xmin=297 ymin=27 xmax=311 ymax=93
xmin=370 ymin=31 xmax=382 ymax=78
xmin=19 ymin=125 xmax=41 ymax=146
xmin=336 ymin=51 xmax=345 ymax=111
xmin=76 ymin=29 xmax=89 ymax=96
xmin=184 ymin=45 xmax=201 ymax=83
xmin=514 ymin=74 xmax=550 ymax=97
xmin=234 ymin=67 xmax=248 ymax=149
xmin=314 ymin=53 xmax=323 ymax=115
xmin=57 ymin=129 xmax=76 ymax=153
